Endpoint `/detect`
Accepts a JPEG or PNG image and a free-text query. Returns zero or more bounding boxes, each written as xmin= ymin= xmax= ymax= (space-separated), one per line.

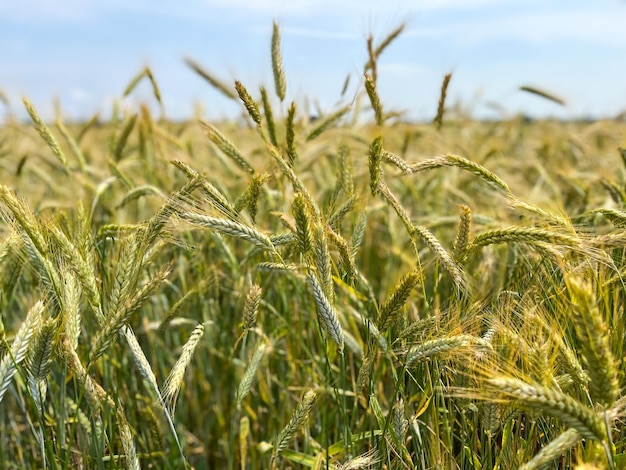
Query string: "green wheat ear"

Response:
xmin=312 ymin=223 xmax=334 ymax=302
xmin=260 ymin=87 xmax=278 ymax=146
xmin=272 ymin=390 xmax=316 ymax=464
xmin=434 ymin=72 xmax=452 ymax=130
xmin=519 ymin=428 xmax=580 ymax=470
xmin=285 ymin=101 xmax=298 ymax=166
xmin=246 ymin=173 xmax=269 ymax=222
xmin=410 ymin=154 xmax=512 ymax=197
xmin=326 ymin=227 xmax=356 ymax=284
xmin=200 ymin=121 xmax=255 ymax=175
xmin=307 ymin=271 xmax=344 ymax=352
xmin=337 ymin=144 xmax=354 ymax=197
xmin=112 ymin=113 xmax=137 ymax=161
xmin=564 ymin=275 xmax=620 ymax=406
xmin=171 ymin=160 xmax=238 ymax=219
xmin=235 ymin=80 xmax=262 ymax=125
xmin=452 ymin=204 xmax=472 ymax=264
xmin=306 ymin=103 xmax=351 ymax=141
xmin=364 ymin=74 xmax=384 ymax=126
xmin=23 ymin=98 xmax=69 ymax=173
xmin=162 ymin=323 xmax=205 ymax=413
xmin=292 ymin=193 xmax=313 ymax=255
xmin=55 ymin=119 xmax=86 ymax=171
xmin=487 ymin=377 xmax=606 ymax=441
xmin=243 ymin=284 xmax=262 ymax=330
xmin=369 ymin=136 xmax=383 ymax=196
xmin=236 ymin=341 xmax=268 ymax=406
xmin=271 ymin=21 xmax=287 ymax=101
xmin=184 ymin=57 xmax=238 ymax=100
xmin=364 ymin=22 xmax=405 ymax=84
xmin=0 ymin=301 xmax=44 ymax=404
xmin=377 ymin=270 xmax=421 ymax=331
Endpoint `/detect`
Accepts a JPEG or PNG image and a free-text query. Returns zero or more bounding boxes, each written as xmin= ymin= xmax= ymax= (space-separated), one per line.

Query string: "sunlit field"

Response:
xmin=1 ymin=23 xmax=626 ymax=470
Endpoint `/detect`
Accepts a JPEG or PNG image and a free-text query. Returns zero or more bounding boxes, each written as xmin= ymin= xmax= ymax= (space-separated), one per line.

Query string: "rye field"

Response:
xmin=1 ymin=23 xmax=626 ymax=470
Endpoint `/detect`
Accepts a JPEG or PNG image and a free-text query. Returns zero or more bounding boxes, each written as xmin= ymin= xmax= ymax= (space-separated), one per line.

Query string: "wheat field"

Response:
xmin=1 ymin=23 xmax=626 ymax=470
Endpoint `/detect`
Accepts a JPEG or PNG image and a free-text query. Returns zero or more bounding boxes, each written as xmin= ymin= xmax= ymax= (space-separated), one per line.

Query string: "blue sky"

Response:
xmin=1 ymin=0 xmax=625 ymax=122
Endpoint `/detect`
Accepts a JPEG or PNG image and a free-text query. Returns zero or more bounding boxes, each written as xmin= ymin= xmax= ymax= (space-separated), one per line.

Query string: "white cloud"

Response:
xmin=69 ymin=88 xmax=92 ymax=102
xmin=198 ymin=0 xmax=508 ymax=15
xmin=406 ymin=6 xmax=626 ymax=46
xmin=282 ymin=27 xmax=355 ymax=40
xmin=0 ymin=0 xmax=507 ymax=22
xmin=378 ymin=62 xmax=430 ymax=78
xmin=0 ymin=0 xmax=93 ymax=22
